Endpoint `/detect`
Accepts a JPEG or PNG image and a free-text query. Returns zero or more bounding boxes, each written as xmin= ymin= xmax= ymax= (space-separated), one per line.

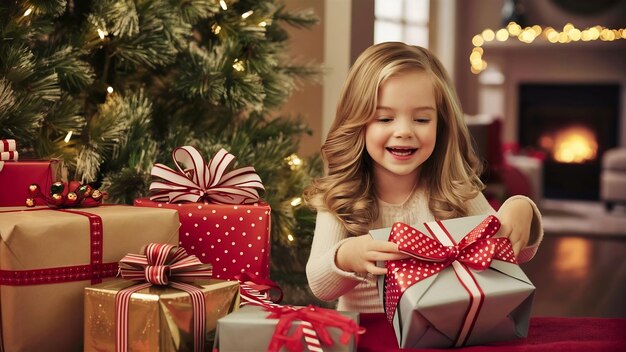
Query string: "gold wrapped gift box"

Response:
xmin=84 ymin=278 xmax=240 ymax=352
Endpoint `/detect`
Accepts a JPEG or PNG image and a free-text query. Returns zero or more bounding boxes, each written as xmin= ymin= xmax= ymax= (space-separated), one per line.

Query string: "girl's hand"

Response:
xmin=336 ymin=235 xmax=409 ymax=275
xmin=496 ymin=198 xmax=533 ymax=256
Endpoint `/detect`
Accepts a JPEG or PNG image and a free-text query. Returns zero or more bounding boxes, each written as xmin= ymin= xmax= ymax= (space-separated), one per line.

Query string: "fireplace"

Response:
xmin=518 ymin=84 xmax=620 ymax=200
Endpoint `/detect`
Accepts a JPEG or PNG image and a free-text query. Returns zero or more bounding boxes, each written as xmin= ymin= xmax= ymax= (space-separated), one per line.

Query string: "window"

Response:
xmin=374 ymin=0 xmax=430 ymax=48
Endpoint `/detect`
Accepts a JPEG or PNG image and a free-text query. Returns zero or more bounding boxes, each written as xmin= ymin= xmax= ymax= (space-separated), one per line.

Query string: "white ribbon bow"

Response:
xmin=149 ymin=146 xmax=264 ymax=204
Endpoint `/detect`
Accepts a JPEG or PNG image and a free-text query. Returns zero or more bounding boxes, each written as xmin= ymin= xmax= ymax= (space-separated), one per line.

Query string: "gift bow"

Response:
xmin=385 ymin=215 xmax=517 ymax=323
xmin=149 ymin=146 xmax=264 ymax=204
xmin=265 ymin=305 xmax=366 ymax=352
xmin=234 ymin=272 xmax=364 ymax=352
xmin=116 ymin=243 xmax=213 ymax=352
xmin=236 ymin=271 xmax=284 ymax=305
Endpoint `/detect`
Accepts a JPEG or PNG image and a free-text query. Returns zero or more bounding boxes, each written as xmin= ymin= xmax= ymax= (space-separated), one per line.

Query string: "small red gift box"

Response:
xmin=134 ymin=146 xmax=271 ymax=280
xmin=134 ymin=198 xmax=271 ymax=280
xmin=0 ymin=160 xmax=65 ymax=206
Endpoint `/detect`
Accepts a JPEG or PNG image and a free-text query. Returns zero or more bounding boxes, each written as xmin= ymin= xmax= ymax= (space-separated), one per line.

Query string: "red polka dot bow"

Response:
xmin=384 ymin=215 xmax=517 ymax=322
xmin=149 ymin=146 xmax=264 ymax=204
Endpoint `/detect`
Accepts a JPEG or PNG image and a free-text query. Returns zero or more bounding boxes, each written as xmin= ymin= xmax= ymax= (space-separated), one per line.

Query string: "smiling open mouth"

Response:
xmin=386 ymin=147 xmax=417 ymax=156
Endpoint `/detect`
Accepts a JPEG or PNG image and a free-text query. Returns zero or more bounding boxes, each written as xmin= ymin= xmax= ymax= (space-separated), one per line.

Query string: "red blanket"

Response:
xmin=357 ymin=314 xmax=626 ymax=351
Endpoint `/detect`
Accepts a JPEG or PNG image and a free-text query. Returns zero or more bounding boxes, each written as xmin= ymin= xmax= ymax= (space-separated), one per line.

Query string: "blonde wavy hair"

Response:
xmin=304 ymin=42 xmax=484 ymax=236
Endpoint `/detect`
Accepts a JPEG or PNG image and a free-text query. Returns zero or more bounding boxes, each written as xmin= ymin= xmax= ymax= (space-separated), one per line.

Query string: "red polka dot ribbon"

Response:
xmin=115 ymin=243 xmax=213 ymax=352
xmin=385 ymin=215 xmax=517 ymax=345
xmin=149 ymin=146 xmax=264 ymax=204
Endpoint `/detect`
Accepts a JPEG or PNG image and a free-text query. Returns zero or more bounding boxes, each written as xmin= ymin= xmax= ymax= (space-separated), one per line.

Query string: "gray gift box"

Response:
xmin=370 ymin=215 xmax=535 ymax=349
xmin=213 ymin=305 xmax=360 ymax=351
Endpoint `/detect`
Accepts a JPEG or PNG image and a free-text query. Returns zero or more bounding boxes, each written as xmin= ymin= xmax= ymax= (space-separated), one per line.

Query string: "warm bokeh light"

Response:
xmin=232 ymin=59 xmax=244 ymax=72
xmin=482 ymin=29 xmax=495 ymax=42
xmin=285 ymin=153 xmax=302 ymax=170
xmin=472 ymin=34 xmax=484 ymax=47
xmin=568 ymin=28 xmax=581 ymax=41
xmin=290 ymin=197 xmax=302 ymax=207
xmin=507 ymin=22 xmax=522 ymax=36
xmin=470 ymin=22 xmax=626 ymax=73
xmin=549 ymin=126 xmax=598 ymax=163
xmin=552 ymin=238 xmax=591 ymax=279
xmin=496 ymin=28 xmax=509 ymax=41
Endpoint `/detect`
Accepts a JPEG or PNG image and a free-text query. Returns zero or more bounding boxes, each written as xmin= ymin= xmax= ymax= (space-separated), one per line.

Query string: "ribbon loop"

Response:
xmin=235 ymin=273 xmax=364 ymax=352
xmin=264 ymin=304 xmax=365 ymax=352
xmin=144 ymin=265 xmax=170 ymax=285
xmin=396 ymin=215 xmax=512 ymax=270
xmin=149 ymin=146 xmax=264 ymax=204
xmin=116 ymin=244 xmax=213 ymax=352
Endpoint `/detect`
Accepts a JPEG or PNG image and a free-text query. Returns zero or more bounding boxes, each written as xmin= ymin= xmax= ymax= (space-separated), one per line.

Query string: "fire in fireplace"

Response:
xmin=539 ymin=125 xmax=598 ymax=164
xmin=518 ymin=83 xmax=620 ymax=200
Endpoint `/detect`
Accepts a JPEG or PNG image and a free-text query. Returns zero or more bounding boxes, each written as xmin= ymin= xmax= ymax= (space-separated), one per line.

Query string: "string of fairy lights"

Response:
xmin=22 ymin=1 xmax=272 ymax=143
xmin=470 ymin=22 xmax=626 ymax=74
xmin=22 ymin=2 xmax=306 ymax=244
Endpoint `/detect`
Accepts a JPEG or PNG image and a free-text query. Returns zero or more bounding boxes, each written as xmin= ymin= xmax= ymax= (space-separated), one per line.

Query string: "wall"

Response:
xmin=279 ymin=0 xmax=325 ymax=157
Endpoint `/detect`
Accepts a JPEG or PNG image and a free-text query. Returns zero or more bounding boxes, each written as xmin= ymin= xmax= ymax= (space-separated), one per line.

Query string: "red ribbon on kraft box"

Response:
xmin=0 ymin=208 xmax=118 ymax=286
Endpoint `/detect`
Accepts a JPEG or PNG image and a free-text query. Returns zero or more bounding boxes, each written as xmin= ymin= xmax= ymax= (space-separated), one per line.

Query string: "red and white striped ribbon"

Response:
xmin=425 ymin=221 xmax=485 ymax=347
xmin=239 ymin=282 xmax=323 ymax=352
xmin=0 ymin=139 xmax=16 ymax=152
xmin=115 ymin=243 xmax=212 ymax=352
xmin=149 ymin=146 xmax=264 ymax=204
xmin=0 ymin=151 xmax=18 ymax=161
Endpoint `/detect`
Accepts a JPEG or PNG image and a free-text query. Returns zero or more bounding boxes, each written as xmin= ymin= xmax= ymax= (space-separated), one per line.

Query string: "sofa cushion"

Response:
xmin=603 ymin=148 xmax=626 ymax=171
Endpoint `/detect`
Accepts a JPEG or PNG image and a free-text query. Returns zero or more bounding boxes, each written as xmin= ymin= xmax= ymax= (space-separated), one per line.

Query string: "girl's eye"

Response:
xmin=414 ymin=117 xmax=431 ymax=123
xmin=376 ymin=117 xmax=393 ymax=123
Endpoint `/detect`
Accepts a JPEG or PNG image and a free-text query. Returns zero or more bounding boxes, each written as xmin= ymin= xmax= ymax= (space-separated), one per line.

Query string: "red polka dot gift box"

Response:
xmin=134 ymin=146 xmax=271 ymax=281
xmin=369 ymin=215 xmax=536 ymax=349
xmin=134 ymin=199 xmax=271 ymax=280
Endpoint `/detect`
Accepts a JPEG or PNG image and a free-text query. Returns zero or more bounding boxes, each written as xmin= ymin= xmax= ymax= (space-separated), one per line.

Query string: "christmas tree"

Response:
xmin=0 ymin=0 xmax=327 ymax=306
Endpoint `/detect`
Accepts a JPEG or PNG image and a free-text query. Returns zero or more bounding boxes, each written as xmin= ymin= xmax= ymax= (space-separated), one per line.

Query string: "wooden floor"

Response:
xmin=522 ymin=234 xmax=626 ymax=318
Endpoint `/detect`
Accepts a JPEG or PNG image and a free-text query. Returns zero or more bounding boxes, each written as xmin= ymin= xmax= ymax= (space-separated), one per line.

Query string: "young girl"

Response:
xmin=304 ymin=42 xmax=542 ymax=313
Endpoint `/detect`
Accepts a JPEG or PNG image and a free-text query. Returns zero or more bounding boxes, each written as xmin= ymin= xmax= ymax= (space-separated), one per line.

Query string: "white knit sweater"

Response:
xmin=305 ymin=187 xmax=543 ymax=313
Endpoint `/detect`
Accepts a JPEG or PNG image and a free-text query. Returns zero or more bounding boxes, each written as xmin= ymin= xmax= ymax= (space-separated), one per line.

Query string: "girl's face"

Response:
xmin=364 ymin=70 xmax=437 ymax=185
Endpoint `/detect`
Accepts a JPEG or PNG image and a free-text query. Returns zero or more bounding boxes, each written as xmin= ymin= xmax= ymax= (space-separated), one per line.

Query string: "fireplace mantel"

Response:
xmin=476 ymin=38 xmax=626 ymax=146
xmin=481 ymin=38 xmax=626 ymax=51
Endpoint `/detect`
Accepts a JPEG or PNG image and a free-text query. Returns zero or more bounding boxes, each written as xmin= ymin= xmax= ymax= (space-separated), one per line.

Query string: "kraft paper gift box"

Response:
xmin=369 ymin=215 xmax=535 ymax=349
xmin=0 ymin=205 xmax=180 ymax=352
xmin=84 ymin=278 xmax=240 ymax=352
xmin=0 ymin=159 xmax=65 ymax=206
xmin=214 ymin=305 xmax=361 ymax=352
